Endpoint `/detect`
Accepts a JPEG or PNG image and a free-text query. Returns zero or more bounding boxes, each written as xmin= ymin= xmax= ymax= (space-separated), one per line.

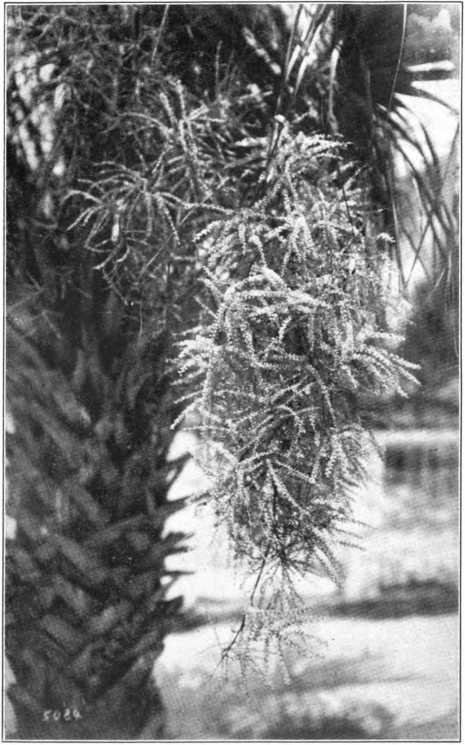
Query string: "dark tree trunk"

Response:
xmin=6 ymin=304 xmax=187 ymax=738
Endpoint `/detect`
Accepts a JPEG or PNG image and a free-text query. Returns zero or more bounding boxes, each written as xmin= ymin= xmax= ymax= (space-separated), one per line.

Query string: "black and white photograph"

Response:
xmin=4 ymin=3 xmax=460 ymax=740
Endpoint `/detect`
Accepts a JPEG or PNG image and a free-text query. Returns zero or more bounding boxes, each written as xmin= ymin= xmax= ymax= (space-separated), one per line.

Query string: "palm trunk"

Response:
xmin=6 ymin=299 xmax=187 ymax=739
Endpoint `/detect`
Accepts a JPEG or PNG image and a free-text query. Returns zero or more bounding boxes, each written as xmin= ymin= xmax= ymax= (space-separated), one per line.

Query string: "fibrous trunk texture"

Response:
xmin=6 ymin=309 xmax=187 ymax=739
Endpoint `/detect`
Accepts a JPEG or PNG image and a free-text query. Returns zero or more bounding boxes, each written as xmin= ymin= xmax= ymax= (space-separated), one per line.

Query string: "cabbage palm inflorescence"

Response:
xmin=6 ymin=4 xmax=456 ymax=738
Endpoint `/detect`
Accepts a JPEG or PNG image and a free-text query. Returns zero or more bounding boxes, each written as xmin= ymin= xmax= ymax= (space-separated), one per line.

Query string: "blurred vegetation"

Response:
xmin=405 ymin=4 xmax=460 ymax=67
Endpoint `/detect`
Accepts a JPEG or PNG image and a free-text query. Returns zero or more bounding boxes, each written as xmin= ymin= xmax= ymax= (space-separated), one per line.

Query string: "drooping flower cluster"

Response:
xmin=178 ymin=129 xmax=417 ymax=590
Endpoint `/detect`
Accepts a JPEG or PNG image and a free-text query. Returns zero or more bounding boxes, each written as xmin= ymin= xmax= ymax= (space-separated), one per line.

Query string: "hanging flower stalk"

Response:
xmin=176 ymin=126 xmax=418 ymax=655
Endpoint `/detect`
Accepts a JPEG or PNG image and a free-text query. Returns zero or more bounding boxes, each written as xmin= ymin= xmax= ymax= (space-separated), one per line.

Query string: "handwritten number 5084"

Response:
xmin=42 ymin=709 xmax=82 ymax=722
